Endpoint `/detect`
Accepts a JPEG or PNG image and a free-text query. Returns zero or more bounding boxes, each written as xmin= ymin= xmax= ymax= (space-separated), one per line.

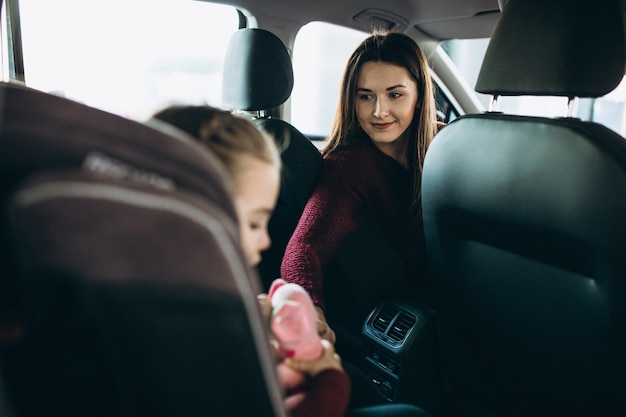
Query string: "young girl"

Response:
xmin=151 ymin=105 xmax=351 ymax=417
xmin=280 ymin=31 xmax=439 ymax=339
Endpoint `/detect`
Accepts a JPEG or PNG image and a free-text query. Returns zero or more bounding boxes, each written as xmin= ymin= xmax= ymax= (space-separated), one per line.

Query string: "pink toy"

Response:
xmin=268 ymin=278 xmax=324 ymax=390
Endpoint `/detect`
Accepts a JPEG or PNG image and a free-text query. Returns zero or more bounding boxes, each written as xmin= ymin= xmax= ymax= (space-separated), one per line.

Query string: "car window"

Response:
xmin=291 ymin=21 xmax=368 ymax=140
xmin=16 ymin=0 xmax=239 ymax=120
xmin=442 ymin=38 xmax=626 ymax=136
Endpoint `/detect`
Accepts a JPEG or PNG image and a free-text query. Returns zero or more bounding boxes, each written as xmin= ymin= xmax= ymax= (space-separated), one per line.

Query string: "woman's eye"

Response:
xmin=390 ymin=92 xmax=402 ymax=99
xmin=358 ymin=94 xmax=372 ymax=100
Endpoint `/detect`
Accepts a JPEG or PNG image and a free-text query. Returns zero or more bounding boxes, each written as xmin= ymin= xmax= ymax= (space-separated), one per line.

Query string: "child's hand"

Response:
xmin=257 ymin=293 xmax=272 ymax=323
xmin=314 ymin=306 xmax=336 ymax=344
xmin=283 ymin=339 xmax=343 ymax=378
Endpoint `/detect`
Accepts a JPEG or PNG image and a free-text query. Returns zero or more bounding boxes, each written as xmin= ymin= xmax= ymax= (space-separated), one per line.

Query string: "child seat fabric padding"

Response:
xmin=0 ymin=83 xmax=286 ymax=417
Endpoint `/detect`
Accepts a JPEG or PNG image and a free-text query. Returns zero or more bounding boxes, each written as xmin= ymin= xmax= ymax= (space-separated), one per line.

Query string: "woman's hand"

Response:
xmin=283 ymin=339 xmax=343 ymax=378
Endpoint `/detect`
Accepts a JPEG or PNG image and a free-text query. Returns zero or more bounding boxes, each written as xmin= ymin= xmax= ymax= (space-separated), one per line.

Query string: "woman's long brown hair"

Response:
xmin=324 ymin=31 xmax=438 ymax=225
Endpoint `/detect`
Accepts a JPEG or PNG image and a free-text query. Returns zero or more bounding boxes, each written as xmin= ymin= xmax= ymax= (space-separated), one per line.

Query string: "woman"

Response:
xmin=280 ymin=31 xmax=439 ymax=339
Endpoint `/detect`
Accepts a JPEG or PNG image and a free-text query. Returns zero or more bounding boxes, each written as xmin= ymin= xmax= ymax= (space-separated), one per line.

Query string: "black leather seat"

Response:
xmin=222 ymin=28 xmax=322 ymax=289
xmin=0 ymin=82 xmax=286 ymax=417
xmin=421 ymin=0 xmax=626 ymax=416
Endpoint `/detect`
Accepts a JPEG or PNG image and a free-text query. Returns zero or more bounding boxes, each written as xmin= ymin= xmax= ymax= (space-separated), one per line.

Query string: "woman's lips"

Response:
xmin=372 ymin=122 xmax=394 ymax=130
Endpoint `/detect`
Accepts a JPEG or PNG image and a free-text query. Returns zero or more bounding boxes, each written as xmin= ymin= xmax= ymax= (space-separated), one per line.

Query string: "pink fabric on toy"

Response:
xmin=268 ymin=278 xmax=324 ymax=390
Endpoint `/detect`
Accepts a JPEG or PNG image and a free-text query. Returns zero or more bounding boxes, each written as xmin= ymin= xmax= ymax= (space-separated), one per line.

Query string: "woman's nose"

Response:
xmin=372 ymin=98 xmax=388 ymax=118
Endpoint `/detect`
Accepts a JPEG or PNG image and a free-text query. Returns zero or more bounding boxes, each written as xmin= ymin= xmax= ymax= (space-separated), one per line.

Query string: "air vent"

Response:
xmin=372 ymin=306 xmax=396 ymax=333
xmin=387 ymin=312 xmax=416 ymax=342
xmin=367 ymin=304 xmax=419 ymax=346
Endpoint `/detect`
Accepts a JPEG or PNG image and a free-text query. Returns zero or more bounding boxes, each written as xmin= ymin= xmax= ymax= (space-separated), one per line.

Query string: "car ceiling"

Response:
xmin=203 ymin=0 xmax=502 ymax=41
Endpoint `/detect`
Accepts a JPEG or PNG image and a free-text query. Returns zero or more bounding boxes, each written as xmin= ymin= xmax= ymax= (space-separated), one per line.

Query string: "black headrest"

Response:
xmin=476 ymin=0 xmax=626 ymax=97
xmin=222 ymin=28 xmax=294 ymax=111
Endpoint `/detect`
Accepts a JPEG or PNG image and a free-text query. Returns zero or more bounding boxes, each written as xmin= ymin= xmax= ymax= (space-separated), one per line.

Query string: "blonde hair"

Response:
xmin=152 ymin=105 xmax=281 ymax=179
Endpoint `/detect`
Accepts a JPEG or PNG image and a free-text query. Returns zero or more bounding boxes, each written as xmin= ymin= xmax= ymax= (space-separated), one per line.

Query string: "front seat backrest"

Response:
xmin=0 ymin=82 xmax=286 ymax=417
xmin=222 ymin=28 xmax=322 ymax=289
xmin=421 ymin=0 xmax=626 ymax=416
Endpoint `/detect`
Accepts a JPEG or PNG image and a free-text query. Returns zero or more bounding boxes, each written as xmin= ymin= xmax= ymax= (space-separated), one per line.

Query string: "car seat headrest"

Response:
xmin=476 ymin=0 xmax=625 ymax=98
xmin=222 ymin=28 xmax=294 ymax=111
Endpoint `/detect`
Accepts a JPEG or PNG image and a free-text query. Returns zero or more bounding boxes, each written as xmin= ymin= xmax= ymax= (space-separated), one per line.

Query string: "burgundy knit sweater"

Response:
xmin=280 ymin=140 xmax=426 ymax=308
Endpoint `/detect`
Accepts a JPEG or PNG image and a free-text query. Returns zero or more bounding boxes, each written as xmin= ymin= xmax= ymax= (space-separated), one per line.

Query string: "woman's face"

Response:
xmin=233 ymin=157 xmax=280 ymax=266
xmin=355 ymin=61 xmax=419 ymax=161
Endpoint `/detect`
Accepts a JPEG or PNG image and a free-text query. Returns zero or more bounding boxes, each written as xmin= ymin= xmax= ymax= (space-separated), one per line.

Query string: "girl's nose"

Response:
xmin=259 ymin=230 xmax=271 ymax=252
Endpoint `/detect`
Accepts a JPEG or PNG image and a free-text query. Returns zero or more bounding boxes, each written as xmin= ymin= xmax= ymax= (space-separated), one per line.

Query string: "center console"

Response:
xmin=361 ymin=301 xmax=441 ymax=411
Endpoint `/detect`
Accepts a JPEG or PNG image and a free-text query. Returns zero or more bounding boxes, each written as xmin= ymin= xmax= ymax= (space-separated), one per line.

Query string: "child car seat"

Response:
xmin=0 ymin=82 xmax=286 ymax=417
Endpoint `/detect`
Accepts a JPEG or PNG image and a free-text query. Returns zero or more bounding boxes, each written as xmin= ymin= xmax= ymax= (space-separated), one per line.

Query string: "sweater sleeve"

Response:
xmin=280 ymin=149 xmax=374 ymax=308
xmin=287 ymin=369 xmax=351 ymax=417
